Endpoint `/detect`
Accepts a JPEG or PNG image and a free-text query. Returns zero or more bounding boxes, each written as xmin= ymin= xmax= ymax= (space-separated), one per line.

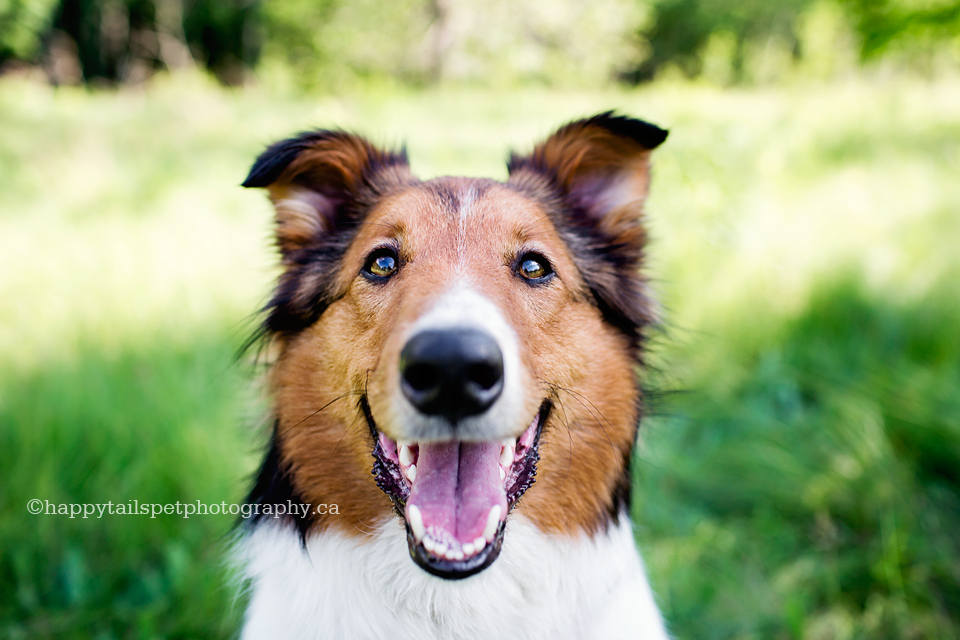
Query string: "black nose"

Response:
xmin=400 ymin=328 xmax=504 ymax=422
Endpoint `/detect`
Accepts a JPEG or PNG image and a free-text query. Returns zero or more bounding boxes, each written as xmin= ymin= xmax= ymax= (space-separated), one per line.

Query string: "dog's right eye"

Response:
xmin=517 ymin=252 xmax=554 ymax=284
xmin=362 ymin=248 xmax=399 ymax=281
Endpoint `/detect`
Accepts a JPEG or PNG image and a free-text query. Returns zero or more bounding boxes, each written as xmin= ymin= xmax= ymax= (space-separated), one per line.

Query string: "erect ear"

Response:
xmin=506 ymin=111 xmax=666 ymax=246
xmin=506 ymin=112 xmax=668 ymax=344
xmin=243 ymin=130 xmax=413 ymax=259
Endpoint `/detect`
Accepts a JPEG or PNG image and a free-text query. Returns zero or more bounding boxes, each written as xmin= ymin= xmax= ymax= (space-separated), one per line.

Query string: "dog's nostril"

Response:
xmin=399 ymin=328 xmax=504 ymax=422
xmin=404 ymin=363 xmax=439 ymax=392
xmin=466 ymin=362 xmax=500 ymax=391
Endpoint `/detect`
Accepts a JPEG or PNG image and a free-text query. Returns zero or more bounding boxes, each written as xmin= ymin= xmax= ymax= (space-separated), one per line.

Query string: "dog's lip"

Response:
xmin=367 ymin=400 xmax=550 ymax=579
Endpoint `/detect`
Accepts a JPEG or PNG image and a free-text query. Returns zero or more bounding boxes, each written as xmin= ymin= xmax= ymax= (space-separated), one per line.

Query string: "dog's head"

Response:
xmin=244 ymin=113 xmax=666 ymax=579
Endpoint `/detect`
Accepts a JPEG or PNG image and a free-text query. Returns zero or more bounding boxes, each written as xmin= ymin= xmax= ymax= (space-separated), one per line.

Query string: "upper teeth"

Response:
xmin=398 ymin=439 xmax=513 ymax=487
xmin=499 ymin=443 xmax=513 ymax=467
xmin=399 ymin=444 xmax=414 ymax=467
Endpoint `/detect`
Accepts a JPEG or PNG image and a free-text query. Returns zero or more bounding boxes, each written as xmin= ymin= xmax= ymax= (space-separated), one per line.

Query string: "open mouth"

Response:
xmin=366 ymin=400 xmax=550 ymax=579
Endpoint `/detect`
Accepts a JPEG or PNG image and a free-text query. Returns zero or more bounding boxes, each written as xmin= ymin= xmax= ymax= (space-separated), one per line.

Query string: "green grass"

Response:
xmin=635 ymin=275 xmax=960 ymax=639
xmin=1 ymin=72 xmax=958 ymax=639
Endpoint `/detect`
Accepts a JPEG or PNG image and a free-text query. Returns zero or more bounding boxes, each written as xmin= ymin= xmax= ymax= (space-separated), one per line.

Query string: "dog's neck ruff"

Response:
xmin=238 ymin=515 xmax=669 ymax=640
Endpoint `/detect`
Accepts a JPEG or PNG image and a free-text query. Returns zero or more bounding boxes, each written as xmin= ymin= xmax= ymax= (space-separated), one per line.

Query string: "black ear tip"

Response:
xmin=588 ymin=111 xmax=668 ymax=150
xmin=242 ymin=130 xmax=410 ymax=189
xmin=644 ymin=124 xmax=669 ymax=149
xmin=242 ymin=134 xmax=320 ymax=189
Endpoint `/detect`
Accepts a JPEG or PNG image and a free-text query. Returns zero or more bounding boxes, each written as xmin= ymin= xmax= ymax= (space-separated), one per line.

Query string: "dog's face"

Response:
xmin=244 ymin=114 xmax=666 ymax=579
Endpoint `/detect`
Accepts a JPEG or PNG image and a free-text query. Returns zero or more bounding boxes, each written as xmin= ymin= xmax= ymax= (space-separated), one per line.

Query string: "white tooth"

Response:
xmin=407 ymin=505 xmax=425 ymax=541
xmin=445 ymin=548 xmax=458 ymax=560
xmin=423 ymin=537 xmax=436 ymax=553
xmin=499 ymin=466 xmax=506 ymax=481
xmin=499 ymin=445 xmax=512 ymax=467
xmin=399 ymin=444 xmax=414 ymax=466
xmin=405 ymin=464 xmax=417 ymax=483
xmin=463 ymin=542 xmax=476 ymax=555
xmin=454 ymin=551 xmax=464 ymax=561
xmin=483 ymin=505 xmax=502 ymax=541
xmin=473 ymin=537 xmax=486 ymax=551
xmin=501 ymin=437 xmax=516 ymax=448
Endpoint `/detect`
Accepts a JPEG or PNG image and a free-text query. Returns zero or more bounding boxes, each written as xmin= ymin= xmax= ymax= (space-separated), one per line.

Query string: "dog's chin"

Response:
xmin=365 ymin=399 xmax=550 ymax=580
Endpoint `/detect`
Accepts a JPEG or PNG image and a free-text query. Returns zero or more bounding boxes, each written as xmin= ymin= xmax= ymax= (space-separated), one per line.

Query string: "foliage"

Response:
xmin=0 ymin=0 xmax=59 ymax=61
xmin=48 ymin=0 xmax=259 ymax=84
xmin=1 ymin=0 xmax=260 ymax=83
xmin=628 ymin=0 xmax=816 ymax=81
xmin=4 ymin=0 xmax=960 ymax=86
xmin=1 ymin=74 xmax=958 ymax=637
xmin=3 ymin=0 xmax=645 ymax=87
xmin=840 ymin=0 xmax=960 ymax=60
xmin=632 ymin=0 xmax=960 ymax=82
xmin=258 ymin=0 xmax=645 ymax=90
xmin=181 ymin=0 xmax=261 ymax=84
xmin=257 ymin=0 xmax=429 ymax=89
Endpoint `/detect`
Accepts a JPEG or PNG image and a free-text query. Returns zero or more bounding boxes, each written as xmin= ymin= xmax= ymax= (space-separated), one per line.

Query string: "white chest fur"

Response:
xmin=237 ymin=515 xmax=669 ymax=640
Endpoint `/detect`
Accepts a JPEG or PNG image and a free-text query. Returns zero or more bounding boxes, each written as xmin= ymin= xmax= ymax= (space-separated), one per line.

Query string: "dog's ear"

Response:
xmin=506 ymin=111 xmax=666 ymax=247
xmin=243 ymin=131 xmax=412 ymax=259
xmin=506 ymin=112 xmax=668 ymax=340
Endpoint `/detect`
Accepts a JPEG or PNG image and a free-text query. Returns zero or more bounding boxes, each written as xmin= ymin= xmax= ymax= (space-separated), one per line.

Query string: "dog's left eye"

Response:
xmin=363 ymin=248 xmax=399 ymax=280
xmin=517 ymin=252 xmax=554 ymax=283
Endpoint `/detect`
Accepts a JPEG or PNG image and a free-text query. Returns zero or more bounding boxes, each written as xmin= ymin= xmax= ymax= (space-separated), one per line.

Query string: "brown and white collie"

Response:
xmin=237 ymin=112 xmax=670 ymax=639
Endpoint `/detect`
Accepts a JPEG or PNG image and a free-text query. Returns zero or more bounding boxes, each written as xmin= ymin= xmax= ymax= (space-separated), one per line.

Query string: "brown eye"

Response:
xmin=517 ymin=252 xmax=554 ymax=284
xmin=363 ymin=248 xmax=399 ymax=280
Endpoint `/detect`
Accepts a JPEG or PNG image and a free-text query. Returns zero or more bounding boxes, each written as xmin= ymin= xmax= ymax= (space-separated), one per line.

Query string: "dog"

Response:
xmin=237 ymin=112 xmax=670 ymax=639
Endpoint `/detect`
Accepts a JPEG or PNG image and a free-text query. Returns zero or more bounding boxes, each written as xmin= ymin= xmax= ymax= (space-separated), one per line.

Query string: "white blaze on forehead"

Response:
xmin=392 ymin=284 xmax=527 ymax=443
xmin=456 ymin=186 xmax=478 ymax=266
xmin=411 ymin=284 xmax=507 ymax=333
xmin=458 ymin=186 xmax=477 ymax=219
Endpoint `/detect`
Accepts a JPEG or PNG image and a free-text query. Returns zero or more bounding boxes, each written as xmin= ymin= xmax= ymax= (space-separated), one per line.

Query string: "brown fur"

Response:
xmin=244 ymin=113 xmax=666 ymax=540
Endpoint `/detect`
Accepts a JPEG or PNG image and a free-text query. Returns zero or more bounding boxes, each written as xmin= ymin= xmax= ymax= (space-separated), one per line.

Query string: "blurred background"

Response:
xmin=1 ymin=0 xmax=958 ymax=638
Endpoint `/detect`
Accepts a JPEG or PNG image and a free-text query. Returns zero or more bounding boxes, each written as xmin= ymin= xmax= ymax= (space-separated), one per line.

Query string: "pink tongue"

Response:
xmin=407 ymin=441 xmax=507 ymax=544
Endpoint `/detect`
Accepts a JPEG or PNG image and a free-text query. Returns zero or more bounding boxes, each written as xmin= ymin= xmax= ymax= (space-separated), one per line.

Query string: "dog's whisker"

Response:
xmin=552 ymin=385 xmax=619 ymax=457
xmin=545 ymin=383 xmax=577 ymax=494
xmin=553 ymin=385 xmax=617 ymax=431
xmin=328 ymin=401 xmax=370 ymax=457
xmin=277 ymin=391 xmax=364 ymax=439
xmin=353 ymin=519 xmax=381 ymax=538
